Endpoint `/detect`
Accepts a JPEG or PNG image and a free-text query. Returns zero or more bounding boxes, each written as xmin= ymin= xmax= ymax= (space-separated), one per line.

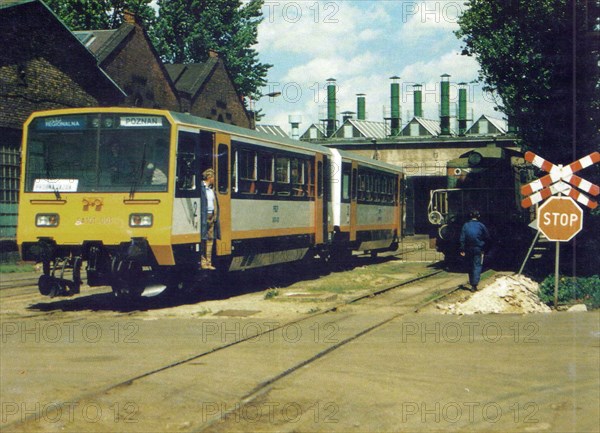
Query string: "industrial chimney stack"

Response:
xmin=413 ymin=84 xmax=423 ymax=118
xmin=326 ymin=78 xmax=337 ymax=137
xmin=390 ymin=76 xmax=401 ymax=136
xmin=440 ymin=74 xmax=451 ymax=136
xmin=356 ymin=94 xmax=366 ymax=120
xmin=289 ymin=115 xmax=302 ymax=140
xmin=457 ymin=82 xmax=467 ymax=136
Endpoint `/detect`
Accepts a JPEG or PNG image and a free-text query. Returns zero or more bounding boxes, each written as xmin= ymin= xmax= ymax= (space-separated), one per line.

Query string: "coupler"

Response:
xmin=38 ymin=256 xmax=82 ymax=297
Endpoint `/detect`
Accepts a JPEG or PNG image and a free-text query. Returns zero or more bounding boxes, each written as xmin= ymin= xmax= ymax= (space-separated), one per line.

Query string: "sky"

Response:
xmin=253 ymin=1 xmax=503 ymax=134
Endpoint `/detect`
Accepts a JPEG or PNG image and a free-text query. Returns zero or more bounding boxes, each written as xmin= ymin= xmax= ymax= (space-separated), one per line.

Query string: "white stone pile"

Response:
xmin=440 ymin=275 xmax=552 ymax=315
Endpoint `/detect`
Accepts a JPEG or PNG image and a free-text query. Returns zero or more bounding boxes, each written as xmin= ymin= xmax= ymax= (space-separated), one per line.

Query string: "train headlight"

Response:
xmin=129 ymin=213 xmax=153 ymax=227
xmin=428 ymin=211 xmax=444 ymax=225
xmin=36 ymin=213 xmax=59 ymax=227
xmin=468 ymin=152 xmax=483 ymax=166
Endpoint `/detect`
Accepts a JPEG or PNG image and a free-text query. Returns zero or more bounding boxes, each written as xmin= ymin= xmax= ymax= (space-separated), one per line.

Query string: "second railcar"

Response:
xmin=427 ymin=144 xmax=534 ymax=263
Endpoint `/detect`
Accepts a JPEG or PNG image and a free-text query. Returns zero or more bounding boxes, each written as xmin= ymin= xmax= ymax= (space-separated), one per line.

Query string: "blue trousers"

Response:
xmin=466 ymin=250 xmax=483 ymax=287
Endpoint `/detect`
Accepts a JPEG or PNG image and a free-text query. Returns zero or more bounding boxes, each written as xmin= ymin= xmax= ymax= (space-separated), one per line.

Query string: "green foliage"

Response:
xmin=45 ymin=0 xmax=156 ymax=30
xmin=150 ymin=0 xmax=271 ymax=100
xmin=456 ymin=0 xmax=600 ymax=163
xmin=539 ymin=275 xmax=600 ymax=308
xmin=46 ymin=0 xmax=271 ymax=103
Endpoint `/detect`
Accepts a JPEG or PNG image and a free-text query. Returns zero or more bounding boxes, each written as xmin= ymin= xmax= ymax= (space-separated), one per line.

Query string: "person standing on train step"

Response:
xmin=459 ymin=210 xmax=490 ymax=291
xmin=200 ymin=168 xmax=220 ymax=270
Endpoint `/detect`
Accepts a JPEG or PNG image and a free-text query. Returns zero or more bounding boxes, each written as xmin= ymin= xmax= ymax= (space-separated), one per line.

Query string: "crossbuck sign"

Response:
xmin=521 ymin=151 xmax=599 ymax=209
xmin=518 ymin=151 xmax=599 ymax=307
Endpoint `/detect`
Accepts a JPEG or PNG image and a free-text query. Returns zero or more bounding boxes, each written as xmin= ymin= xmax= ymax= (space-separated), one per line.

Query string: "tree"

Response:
xmin=456 ymin=0 xmax=599 ymax=163
xmin=150 ymin=0 xmax=271 ymax=102
xmin=45 ymin=0 xmax=156 ymax=30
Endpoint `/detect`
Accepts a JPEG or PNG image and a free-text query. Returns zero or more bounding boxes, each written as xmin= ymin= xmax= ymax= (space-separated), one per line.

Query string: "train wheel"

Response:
xmin=110 ymin=258 xmax=144 ymax=300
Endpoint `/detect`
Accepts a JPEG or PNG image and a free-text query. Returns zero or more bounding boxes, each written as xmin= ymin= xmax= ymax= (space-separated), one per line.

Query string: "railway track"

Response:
xmin=0 ymin=275 xmax=39 ymax=291
xmin=2 ymin=268 xmax=469 ymax=432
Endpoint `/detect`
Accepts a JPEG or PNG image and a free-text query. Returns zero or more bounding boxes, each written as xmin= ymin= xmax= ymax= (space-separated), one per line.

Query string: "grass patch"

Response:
xmin=264 ymin=288 xmax=280 ymax=299
xmin=421 ymin=289 xmax=447 ymax=304
xmin=0 ymin=263 xmax=36 ymax=274
xmin=539 ymin=275 xmax=600 ymax=309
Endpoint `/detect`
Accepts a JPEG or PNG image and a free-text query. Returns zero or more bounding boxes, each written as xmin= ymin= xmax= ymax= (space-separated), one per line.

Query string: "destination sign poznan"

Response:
xmin=120 ymin=116 xmax=163 ymax=127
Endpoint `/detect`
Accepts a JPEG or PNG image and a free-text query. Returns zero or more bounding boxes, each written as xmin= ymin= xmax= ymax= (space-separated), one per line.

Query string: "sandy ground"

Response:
xmin=1 ymin=237 xmax=598 ymax=432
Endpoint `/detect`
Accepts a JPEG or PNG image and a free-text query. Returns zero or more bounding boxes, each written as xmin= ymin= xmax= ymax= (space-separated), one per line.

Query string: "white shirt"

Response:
xmin=204 ymin=182 xmax=215 ymax=212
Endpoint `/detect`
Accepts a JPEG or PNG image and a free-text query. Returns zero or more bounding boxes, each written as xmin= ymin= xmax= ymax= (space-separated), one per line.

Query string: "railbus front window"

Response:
xmin=25 ymin=113 xmax=171 ymax=193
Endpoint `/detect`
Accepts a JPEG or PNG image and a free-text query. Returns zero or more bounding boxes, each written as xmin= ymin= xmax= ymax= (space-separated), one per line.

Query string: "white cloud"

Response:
xmin=255 ymin=1 xmax=500 ymax=131
xmin=258 ymin=1 xmax=391 ymax=57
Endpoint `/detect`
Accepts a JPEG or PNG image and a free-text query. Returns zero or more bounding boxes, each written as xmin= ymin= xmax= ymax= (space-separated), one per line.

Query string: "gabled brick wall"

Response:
xmin=189 ymin=56 xmax=251 ymax=128
xmin=99 ymin=13 xmax=180 ymax=111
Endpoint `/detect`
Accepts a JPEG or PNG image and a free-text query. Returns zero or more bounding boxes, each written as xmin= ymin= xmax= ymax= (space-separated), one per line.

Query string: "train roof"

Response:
xmin=169 ymin=111 xmax=403 ymax=174
xmin=169 ymin=110 xmax=333 ymax=155
xmin=26 ymin=107 xmax=403 ymax=175
xmin=335 ymin=149 xmax=404 ymax=174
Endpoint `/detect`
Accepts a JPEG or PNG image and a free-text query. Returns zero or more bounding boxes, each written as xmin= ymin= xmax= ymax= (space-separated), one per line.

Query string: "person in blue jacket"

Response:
xmin=200 ymin=168 xmax=220 ymax=270
xmin=459 ymin=210 xmax=490 ymax=291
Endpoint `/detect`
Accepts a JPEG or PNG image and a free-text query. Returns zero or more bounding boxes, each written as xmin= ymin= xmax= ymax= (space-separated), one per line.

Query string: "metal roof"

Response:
xmin=466 ymin=114 xmax=507 ymax=135
xmin=255 ymin=124 xmax=288 ymax=138
xmin=334 ymin=119 xmax=387 ymax=139
xmin=300 ymin=123 xmax=326 ymax=139
xmin=401 ymin=117 xmax=442 ymax=136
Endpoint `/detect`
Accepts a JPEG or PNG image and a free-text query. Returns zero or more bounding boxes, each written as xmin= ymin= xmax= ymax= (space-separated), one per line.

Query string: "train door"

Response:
xmin=322 ymin=155 xmax=330 ymax=243
xmin=314 ymin=154 xmax=324 ymax=245
xmin=396 ymin=174 xmax=403 ymax=238
xmin=350 ymin=162 xmax=358 ymax=242
xmin=173 ymin=129 xmax=202 ymax=246
xmin=214 ymin=133 xmax=231 ymax=256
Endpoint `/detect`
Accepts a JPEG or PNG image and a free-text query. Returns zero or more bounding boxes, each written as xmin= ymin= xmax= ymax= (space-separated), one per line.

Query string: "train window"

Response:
xmin=257 ymin=152 xmax=274 ymax=195
xmin=358 ymin=173 xmax=365 ymax=201
xmin=366 ymin=174 xmax=373 ymax=201
xmin=342 ymin=163 xmax=351 ymax=201
xmin=291 ymin=159 xmax=305 ymax=196
xmin=258 ymin=152 xmax=274 ymax=182
xmin=176 ymin=131 xmax=197 ymax=194
xmin=351 ymin=168 xmax=357 ymax=200
xmin=239 ymin=149 xmax=257 ymax=180
xmin=276 ymin=156 xmax=289 ymax=183
xmin=306 ymin=159 xmax=314 ymax=197
xmin=235 ymin=149 xmax=257 ymax=194
xmin=217 ymin=144 xmax=228 ymax=194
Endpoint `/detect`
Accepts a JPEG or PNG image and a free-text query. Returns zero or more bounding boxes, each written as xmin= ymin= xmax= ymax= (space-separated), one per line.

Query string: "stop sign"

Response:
xmin=537 ymin=196 xmax=583 ymax=241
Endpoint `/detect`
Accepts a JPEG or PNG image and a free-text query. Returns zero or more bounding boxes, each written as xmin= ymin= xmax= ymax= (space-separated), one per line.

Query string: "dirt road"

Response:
xmin=1 ymin=242 xmax=598 ymax=432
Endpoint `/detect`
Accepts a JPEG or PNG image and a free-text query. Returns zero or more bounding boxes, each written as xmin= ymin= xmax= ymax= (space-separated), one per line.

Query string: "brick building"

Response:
xmin=0 ymin=0 xmax=253 ymax=242
xmin=74 ymin=12 xmax=179 ymax=111
xmin=0 ymin=0 xmax=125 ymax=240
xmin=165 ymin=54 xmax=252 ymax=128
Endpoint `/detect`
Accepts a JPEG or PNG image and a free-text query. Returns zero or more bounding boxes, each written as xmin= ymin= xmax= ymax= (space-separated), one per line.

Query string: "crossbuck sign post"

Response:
xmin=520 ymin=151 xmax=599 ymax=307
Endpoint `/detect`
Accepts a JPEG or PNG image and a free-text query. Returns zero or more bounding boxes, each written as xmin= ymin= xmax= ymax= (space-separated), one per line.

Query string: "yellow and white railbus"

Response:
xmin=17 ymin=107 xmax=404 ymax=300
